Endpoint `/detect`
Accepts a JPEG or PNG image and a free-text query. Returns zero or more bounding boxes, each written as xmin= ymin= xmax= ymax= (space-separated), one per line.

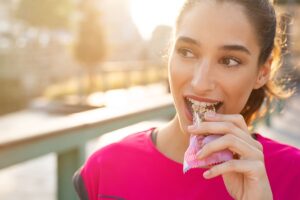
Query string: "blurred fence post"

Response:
xmin=57 ymin=145 xmax=85 ymax=200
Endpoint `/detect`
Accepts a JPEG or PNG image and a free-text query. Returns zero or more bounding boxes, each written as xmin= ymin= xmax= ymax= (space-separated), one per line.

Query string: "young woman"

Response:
xmin=73 ymin=0 xmax=300 ymax=199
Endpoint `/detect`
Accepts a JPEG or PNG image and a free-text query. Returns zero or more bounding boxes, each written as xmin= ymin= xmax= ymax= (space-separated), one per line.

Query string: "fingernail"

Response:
xmin=203 ymin=170 xmax=211 ymax=179
xmin=205 ymin=111 xmax=216 ymax=119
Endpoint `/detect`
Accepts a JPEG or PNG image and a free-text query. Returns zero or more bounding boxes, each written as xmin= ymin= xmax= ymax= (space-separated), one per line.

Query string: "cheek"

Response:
xmin=222 ymin=71 xmax=258 ymax=113
xmin=231 ymin=84 xmax=253 ymax=113
xmin=168 ymin=56 xmax=189 ymax=90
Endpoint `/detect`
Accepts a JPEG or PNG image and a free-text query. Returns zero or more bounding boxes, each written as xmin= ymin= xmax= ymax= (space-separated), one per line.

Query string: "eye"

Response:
xmin=177 ymin=48 xmax=196 ymax=58
xmin=220 ymin=57 xmax=241 ymax=67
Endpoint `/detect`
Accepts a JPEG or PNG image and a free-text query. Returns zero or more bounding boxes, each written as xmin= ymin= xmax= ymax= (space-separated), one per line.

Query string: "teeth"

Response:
xmin=188 ymin=98 xmax=219 ymax=107
xmin=187 ymin=97 xmax=220 ymax=126
xmin=187 ymin=98 xmax=219 ymax=113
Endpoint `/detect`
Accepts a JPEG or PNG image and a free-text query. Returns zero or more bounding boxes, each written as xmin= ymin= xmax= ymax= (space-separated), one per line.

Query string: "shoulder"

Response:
xmin=76 ymin=128 xmax=155 ymax=199
xmin=256 ymin=134 xmax=300 ymax=198
xmin=90 ymin=127 xmax=154 ymax=162
xmin=256 ymin=134 xmax=300 ymax=165
xmin=82 ymin=127 xmax=155 ymax=173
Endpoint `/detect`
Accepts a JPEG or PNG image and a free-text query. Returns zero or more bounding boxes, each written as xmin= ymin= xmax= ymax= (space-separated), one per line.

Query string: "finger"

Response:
xmin=203 ymin=159 xmax=266 ymax=179
xmin=206 ymin=113 xmax=263 ymax=151
xmin=188 ymin=121 xmax=263 ymax=151
xmin=189 ymin=121 xmax=239 ymax=135
xmin=197 ymin=134 xmax=263 ymax=160
xmin=204 ymin=113 xmax=248 ymax=132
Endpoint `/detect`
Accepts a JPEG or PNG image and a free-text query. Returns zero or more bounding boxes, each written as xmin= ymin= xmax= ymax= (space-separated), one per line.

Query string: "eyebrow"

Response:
xmin=221 ymin=45 xmax=251 ymax=55
xmin=176 ymin=36 xmax=251 ymax=55
xmin=176 ymin=36 xmax=200 ymax=46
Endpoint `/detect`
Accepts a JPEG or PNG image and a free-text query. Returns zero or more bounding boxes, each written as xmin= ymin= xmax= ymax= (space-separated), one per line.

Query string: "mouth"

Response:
xmin=184 ymin=97 xmax=223 ymax=120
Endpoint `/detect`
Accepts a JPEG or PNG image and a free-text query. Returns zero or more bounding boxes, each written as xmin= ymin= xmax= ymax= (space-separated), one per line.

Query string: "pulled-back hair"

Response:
xmin=175 ymin=0 xmax=293 ymax=125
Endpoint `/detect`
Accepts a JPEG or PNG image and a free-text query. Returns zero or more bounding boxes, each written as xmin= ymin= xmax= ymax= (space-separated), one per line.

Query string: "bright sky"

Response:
xmin=129 ymin=0 xmax=184 ymax=40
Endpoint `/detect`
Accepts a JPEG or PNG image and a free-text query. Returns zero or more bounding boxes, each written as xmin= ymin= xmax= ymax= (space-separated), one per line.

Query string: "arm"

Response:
xmin=73 ymin=168 xmax=89 ymax=200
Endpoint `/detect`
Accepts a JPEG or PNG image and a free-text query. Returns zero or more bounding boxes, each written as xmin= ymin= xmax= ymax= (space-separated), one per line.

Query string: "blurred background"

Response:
xmin=0 ymin=0 xmax=184 ymax=115
xmin=0 ymin=0 xmax=299 ymax=199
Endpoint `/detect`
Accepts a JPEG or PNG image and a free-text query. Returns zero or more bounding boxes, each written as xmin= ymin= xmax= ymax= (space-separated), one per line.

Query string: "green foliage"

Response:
xmin=73 ymin=3 xmax=106 ymax=93
xmin=15 ymin=0 xmax=74 ymax=29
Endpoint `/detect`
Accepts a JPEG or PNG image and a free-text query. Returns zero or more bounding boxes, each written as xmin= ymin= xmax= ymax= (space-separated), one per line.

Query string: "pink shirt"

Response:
xmin=80 ymin=128 xmax=300 ymax=200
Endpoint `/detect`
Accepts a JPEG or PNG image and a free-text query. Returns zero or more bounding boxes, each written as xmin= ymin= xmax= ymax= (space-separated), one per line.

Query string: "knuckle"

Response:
xmin=256 ymin=150 xmax=264 ymax=161
xmin=224 ymin=134 xmax=238 ymax=146
xmin=211 ymin=163 xmax=222 ymax=174
xmin=225 ymin=122 xmax=235 ymax=132
xmin=202 ymin=122 xmax=212 ymax=132
xmin=255 ymin=160 xmax=265 ymax=171
xmin=255 ymin=141 xmax=263 ymax=151
xmin=209 ymin=166 xmax=216 ymax=174
xmin=226 ymin=160 xmax=237 ymax=169
xmin=236 ymin=114 xmax=244 ymax=122
xmin=207 ymin=123 xmax=215 ymax=132
xmin=223 ymin=134 xmax=233 ymax=142
xmin=236 ymin=114 xmax=248 ymax=129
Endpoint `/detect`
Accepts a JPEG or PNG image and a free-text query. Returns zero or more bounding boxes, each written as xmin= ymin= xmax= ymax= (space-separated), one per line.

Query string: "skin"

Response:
xmin=156 ymin=1 xmax=273 ymax=200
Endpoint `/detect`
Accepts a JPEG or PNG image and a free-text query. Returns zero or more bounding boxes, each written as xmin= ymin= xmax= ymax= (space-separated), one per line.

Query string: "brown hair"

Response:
xmin=175 ymin=0 xmax=293 ymax=125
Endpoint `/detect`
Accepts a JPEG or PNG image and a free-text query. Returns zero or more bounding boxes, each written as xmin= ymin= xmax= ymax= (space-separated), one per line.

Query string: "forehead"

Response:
xmin=176 ymin=1 xmax=260 ymax=54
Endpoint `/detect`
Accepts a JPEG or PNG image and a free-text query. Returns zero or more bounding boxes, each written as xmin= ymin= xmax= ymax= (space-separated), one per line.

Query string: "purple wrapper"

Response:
xmin=183 ymin=134 xmax=233 ymax=173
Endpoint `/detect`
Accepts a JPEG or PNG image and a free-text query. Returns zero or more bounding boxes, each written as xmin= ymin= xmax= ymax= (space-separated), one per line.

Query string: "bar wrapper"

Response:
xmin=183 ymin=111 xmax=233 ymax=173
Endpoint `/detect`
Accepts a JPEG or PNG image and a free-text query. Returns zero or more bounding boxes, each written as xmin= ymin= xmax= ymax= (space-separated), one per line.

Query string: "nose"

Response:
xmin=191 ymin=60 xmax=215 ymax=92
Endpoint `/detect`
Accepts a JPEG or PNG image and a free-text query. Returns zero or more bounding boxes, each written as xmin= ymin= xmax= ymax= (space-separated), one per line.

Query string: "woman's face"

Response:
xmin=169 ymin=1 xmax=268 ymax=133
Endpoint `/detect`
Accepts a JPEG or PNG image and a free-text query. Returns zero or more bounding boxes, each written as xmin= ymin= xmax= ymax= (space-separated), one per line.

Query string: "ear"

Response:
xmin=253 ymin=56 xmax=272 ymax=89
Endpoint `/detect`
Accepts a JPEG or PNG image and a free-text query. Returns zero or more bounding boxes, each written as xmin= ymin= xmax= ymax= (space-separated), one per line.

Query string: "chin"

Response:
xmin=173 ymin=114 xmax=190 ymax=135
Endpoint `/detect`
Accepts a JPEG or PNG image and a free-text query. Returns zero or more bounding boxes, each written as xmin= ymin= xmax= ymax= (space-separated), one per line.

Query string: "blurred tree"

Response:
xmin=0 ymin=78 xmax=29 ymax=115
xmin=0 ymin=0 xmax=76 ymax=115
xmin=15 ymin=0 xmax=74 ymax=29
xmin=74 ymin=2 xmax=106 ymax=94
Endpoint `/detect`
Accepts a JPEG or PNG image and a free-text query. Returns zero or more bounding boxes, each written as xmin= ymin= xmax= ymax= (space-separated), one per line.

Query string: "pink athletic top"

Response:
xmin=75 ymin=128 xmax=300 ymax=200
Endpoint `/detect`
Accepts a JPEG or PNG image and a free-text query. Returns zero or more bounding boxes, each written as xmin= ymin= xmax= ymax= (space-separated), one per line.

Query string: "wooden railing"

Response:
xmin=0 ymin=94 xmax=175 ymax=200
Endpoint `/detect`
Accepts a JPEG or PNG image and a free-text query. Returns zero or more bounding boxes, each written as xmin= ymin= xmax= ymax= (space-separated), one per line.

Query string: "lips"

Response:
xmin=184 ymin=96 xmax=223 ymax=120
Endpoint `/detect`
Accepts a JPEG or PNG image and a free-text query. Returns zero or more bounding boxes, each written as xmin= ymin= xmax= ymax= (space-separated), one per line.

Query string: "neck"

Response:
xmin=157 ymin=115 xmax=190 ymax=163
